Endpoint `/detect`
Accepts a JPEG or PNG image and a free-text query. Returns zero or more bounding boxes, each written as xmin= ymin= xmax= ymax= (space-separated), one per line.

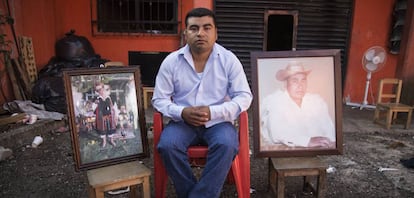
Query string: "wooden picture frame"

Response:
xmin=251 ymin=49 xmax=343 ymax=158
xmin=63 ymin=67 xmax=149 ymax=170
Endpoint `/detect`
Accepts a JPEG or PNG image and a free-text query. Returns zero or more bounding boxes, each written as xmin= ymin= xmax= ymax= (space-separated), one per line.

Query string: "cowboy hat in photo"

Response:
xmin=276 ymin=61 xmax=312 ymax=81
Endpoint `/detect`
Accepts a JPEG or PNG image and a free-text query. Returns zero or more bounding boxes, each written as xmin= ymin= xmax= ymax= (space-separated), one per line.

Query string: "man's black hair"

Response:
xmin=185 ymin=7 xmax=216 ymax=27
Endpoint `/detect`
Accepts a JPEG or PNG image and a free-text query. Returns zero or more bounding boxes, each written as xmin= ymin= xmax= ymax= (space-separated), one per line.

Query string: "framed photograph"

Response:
xmin=63 ymin=67 xmax=149 ymax=170
xmin=250 ymin=49 xmax=343 ymax=158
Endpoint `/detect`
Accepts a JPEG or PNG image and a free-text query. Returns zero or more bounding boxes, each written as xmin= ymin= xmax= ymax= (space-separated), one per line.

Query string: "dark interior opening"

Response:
xmin=266 ymin=14 xmax=294 ymax=51
xmin=128 ymin=51 xmax=169 ymax=87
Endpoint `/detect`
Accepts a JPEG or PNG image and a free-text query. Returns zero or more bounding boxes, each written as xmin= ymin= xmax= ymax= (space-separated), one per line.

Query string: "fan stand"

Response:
xmin=346 ymin=71 xmax=376 ymax=110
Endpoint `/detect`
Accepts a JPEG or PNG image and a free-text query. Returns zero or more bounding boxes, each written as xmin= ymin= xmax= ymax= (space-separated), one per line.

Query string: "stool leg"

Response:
xmin=374 ymin=108 xmax=380 ymax=122
xmin=386 ymin=111 xmax=393 ymax=129
xmin=269 ymin=169 xmax=277 ymax=194
xmin=268 ymin=158 xmax=276 ymax=194
xmin=277 ymin=172 xmax=285 ymax=198
xmin=94 ymin=188 xmax=105 ymax=198
xmin=303 ymin=176 xmax=313 ymax=193
xmin=143 ymin=176 xmax=150 ymax=198
xmin=405 ymin=110 xmax=412 ymax=129
xmin=88 ymin=185 xmax=96 ymax=198
xmin=129 ymin=185 xmax=137 ymax=198
xmin=317 ymin=170 xmax=327 ymax=198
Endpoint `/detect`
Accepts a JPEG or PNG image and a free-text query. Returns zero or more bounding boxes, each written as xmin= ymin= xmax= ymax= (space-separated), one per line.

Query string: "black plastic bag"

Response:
xmin=32 ymin=30 xmax=108 ymax=113
xmin=32 ymin=76 xmax=67 ymax=114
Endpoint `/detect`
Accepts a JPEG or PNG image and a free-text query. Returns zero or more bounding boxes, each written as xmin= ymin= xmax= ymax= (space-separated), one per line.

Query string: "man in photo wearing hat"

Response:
xmin=260 ymin=61 xmax=335 ymax=149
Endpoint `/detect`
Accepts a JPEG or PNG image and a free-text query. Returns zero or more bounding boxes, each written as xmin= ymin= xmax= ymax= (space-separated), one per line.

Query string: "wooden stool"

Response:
xmin=87 ymin=161 xmax=151 ymax=198
xmin=269 ymin=157 xmax=327 ymax=198
xmin=142 ymin=87 xmax=154 ymax=109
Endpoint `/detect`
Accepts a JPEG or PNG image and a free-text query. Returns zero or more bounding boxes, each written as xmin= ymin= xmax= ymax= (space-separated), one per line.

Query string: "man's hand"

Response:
xmin=182 ymin=106 xmax=211 ymax=126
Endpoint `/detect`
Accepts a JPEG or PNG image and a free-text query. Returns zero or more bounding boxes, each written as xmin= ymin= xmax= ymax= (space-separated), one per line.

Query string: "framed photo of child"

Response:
xmin=250 ymin=49 xmax=343 ymax=158
xmin=63 ymin=67 xmax=148 ymax=170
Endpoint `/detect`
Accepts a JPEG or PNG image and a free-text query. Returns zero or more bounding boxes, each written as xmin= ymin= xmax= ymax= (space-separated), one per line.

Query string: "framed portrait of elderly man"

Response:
xmin=250 ymin=49 xmax=343 ymax=158
xmin=63 ymin=67 xmax=149 ymax=170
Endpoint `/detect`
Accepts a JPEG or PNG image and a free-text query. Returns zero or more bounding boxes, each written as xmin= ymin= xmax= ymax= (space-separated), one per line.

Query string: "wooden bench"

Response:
xmin=269 ymin=157 xmax=327 ymax=198
xmin=87 ymin=161 xmax=151 ymax=198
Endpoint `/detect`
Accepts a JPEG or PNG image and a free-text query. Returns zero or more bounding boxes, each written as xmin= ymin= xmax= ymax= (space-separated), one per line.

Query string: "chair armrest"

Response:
xmin=153 ymin=111 xmax=168 ymax=197
xmin=153 ymin=111 xmax=163 ymax=147
xmin=238 ymin=111 xmax=250 ymax=193
xmin=238 ymin=111 xmax=248 ymax=140
xmin=238 ymin=111 xmax=249 ymax=158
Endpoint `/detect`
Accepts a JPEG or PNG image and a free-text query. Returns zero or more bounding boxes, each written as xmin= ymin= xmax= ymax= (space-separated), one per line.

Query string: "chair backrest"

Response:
xmin=376 ymin=78 xmax=402 ymax=104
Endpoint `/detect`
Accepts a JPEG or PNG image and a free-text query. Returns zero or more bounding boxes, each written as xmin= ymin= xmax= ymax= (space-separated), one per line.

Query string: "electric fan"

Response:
xmin=348 ymin=46 xmax=387 ymax=109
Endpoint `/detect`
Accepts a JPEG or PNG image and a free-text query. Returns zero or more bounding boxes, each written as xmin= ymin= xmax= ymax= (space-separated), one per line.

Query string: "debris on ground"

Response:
xmin=0 ymin=146 xmax=12 ymax=161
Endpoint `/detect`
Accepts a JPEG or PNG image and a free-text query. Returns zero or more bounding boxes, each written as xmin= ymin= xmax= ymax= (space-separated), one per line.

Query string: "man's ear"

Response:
xmin=181 ymin=30 xmax=187 ymax=46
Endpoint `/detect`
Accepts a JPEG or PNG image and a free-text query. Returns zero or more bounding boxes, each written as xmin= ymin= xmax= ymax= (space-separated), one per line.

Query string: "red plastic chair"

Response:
xmin=153 ymin=111 xmax=250 ymax=198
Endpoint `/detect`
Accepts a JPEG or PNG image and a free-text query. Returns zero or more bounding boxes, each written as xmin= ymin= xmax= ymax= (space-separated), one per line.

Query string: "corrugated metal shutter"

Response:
xmin=214 ymin=0 xmax=354 ymax=86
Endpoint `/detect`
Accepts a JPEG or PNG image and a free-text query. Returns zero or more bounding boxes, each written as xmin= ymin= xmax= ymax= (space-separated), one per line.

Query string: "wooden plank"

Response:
xmin=12 ymin=58 xmax=31 ymax=99
xmin=4 ymin=54 xmax=24 ymax=100
xmin=271 ymin=157 xmax=327 ymax=170
xmin=18 ymin=36 xmax=37 ymax=84
xmin=87 ymin=161 xmax=151 ymax=187
xmin=0 ymin=113 xmax=27 ymax=125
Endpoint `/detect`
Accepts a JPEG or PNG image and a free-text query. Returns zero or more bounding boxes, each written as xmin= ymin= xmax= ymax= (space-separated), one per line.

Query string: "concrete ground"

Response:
xmin=0 ymin=104 xmax=413 ymax=197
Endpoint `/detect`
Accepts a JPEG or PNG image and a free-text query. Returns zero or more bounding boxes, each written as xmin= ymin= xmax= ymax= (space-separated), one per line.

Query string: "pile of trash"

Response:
xmin=0 ymin=30 xmax=110 ymax=162
xmin=31 ymin=30 xmax=108 ymax=114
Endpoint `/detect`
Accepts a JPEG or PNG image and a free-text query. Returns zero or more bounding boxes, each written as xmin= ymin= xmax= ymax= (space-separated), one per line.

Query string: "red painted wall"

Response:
xmin=0 ymin=0 xmax=401 ymax=107
xmin=343 ymin=0 xmax=398 ymax=105
xmin=18 ymin=0 xmax=57 ymax=68
xmin=0 ymin=0 xmax=198 ymax=104
xmin=50 ymin=0 xmax=211 ymax=67
xmin=52 ymin=0 xmax=182 ymax=66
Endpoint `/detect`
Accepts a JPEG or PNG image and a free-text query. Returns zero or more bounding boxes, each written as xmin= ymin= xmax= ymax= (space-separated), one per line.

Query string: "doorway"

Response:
xmin=264 ymin=10 xmax=298 ymax=51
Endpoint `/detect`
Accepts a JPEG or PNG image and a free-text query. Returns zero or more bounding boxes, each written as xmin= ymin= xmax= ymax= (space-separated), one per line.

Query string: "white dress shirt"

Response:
xmin=261 ymin=90 xmax=335 ymax=147
xmin=152 ymin=43 xmax=252 ymax=127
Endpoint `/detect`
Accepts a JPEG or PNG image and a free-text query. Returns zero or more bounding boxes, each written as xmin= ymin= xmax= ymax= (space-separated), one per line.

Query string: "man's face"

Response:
xmin=286 ymin=73 xmax=307 ymax=101
xmin=184 ymin=16 xmax=217 ymax=54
